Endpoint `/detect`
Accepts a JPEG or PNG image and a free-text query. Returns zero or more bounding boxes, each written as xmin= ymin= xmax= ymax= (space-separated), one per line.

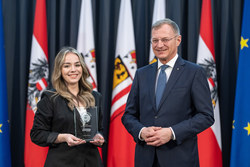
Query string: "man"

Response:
xmin=122 ymin=18 xmax=214 ymax=167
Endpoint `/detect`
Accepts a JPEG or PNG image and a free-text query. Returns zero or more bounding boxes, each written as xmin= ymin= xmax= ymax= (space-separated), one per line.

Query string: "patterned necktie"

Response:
xmin=156 ymin=65 xmax=168 ymax=109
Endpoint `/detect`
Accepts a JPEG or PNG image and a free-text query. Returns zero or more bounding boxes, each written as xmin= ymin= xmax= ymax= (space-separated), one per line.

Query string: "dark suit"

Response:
xmin=30 ymin=90 xmax=103 ymax=167
xmin=122 ymin=56 xmax=214 ymax=167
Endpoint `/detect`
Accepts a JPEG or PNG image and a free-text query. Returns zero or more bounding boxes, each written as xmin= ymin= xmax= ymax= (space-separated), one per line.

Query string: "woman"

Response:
xmin=30 ymin=47 xmax=104 ymax=167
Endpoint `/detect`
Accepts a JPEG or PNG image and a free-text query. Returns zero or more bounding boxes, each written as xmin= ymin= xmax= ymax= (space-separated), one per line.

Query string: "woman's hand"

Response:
xmin=90 ymin=133 xmax=105 ymax=146
xmin=55 ymin=133 xmax=86 ymax=147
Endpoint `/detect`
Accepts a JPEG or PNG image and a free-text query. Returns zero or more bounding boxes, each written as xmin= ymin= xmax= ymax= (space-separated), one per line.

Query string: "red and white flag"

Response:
xmin=149 ymin=0 xmax=166 ymax=64
xmin=24 ymin=0 xmax=49 ymax=166
xmin=196 ymin=0 xmax=222 ymax=166
xmin=77 ymin=0 xmax=102 ymax=158
xmin=107 ymin=0 xmax=137 ymax=166
xmin=77 ymin=0 xmax=97 ymax=91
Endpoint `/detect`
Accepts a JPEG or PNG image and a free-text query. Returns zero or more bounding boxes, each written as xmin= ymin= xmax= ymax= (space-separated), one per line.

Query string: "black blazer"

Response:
xmin=30 ymin=90 xmax=103 ymax=167
xmin=122 ymin=57 xmax=214 ymax=167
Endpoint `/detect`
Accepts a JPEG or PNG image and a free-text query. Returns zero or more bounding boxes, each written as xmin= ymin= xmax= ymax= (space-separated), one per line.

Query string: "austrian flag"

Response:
xmin=24 ymin=0 xmax=49 ymax=166
xmin=196 ymin=0 xmax=222 ymax=167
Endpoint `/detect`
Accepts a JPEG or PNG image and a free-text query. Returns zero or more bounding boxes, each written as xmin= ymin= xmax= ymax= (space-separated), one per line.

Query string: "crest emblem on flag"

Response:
xmin=113 ymin=56 xmax=129 ymax=89
xmin=27 ymin=57 xmax=49 ymax=111
xmin=197 ymin=57 xmax=218 ymax=107
xmin=117 ymin=50 xmax=136 ymax=80
xmin=113 ymin=50 xmax=136 ymax=89
xmin=83 ymin=49 xmax=96 ymax=69
xmin=149 ymin=56 xmax=157 ymax=64
xmin=81 ymin=49 xmax=97 ymax=89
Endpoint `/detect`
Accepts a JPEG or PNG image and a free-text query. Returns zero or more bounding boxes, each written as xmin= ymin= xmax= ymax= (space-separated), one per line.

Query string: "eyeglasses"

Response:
xmin=150 ymin=35 xmax=178 ymax=45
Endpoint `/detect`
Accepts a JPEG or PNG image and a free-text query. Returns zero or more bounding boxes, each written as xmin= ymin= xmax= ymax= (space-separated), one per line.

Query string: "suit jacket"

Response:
xmin=122 ymin=56 xmax=214 ymax=167
xmin=30 ymin=90 xmax=103 ymax=167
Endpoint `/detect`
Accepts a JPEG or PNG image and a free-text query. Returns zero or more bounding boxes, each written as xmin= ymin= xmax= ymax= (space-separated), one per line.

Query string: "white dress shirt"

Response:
xmin=139 ymin=54 xmax=179 ymax=141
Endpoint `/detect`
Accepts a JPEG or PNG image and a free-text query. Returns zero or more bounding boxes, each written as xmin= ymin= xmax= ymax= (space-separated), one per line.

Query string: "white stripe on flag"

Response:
xmin=111 ymin=77 xmax=132 ymax=99
xmin=30 ymin=35 xmax=47 ymax=71
xmin=77 ymin=0 xmax=97 ymax=90
xmin=197 ymin=36 xmax=221 ymax=149
xmin=111 ymin=93 xmax=129 ymax=116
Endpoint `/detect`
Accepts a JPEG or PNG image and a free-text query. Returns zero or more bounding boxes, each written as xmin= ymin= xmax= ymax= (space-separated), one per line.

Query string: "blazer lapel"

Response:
xmin=148 ymin=62 xmax=158 ymax=112
xmin=158 ymin=57 xmax=185 ymax=110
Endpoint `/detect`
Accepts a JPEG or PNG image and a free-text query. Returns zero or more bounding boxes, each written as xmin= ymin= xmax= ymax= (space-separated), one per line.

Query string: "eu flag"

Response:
xmin=0 ymin=0 xmax=12 ymax=166
xmin=230 ymin=0 xmax=250 ymax=167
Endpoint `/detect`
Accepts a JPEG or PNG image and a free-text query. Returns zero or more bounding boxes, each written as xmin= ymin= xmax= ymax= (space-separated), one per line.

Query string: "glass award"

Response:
xmin=74 ymin=106 xmax=98 ymax=142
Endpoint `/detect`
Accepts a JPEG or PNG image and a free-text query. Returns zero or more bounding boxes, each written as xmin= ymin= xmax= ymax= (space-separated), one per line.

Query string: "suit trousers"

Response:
xmin=153 ymin=152 xmax=160 ymax=167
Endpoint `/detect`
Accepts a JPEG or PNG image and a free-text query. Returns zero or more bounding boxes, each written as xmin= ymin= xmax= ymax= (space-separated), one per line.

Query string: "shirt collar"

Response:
xmin=157 ymin=54 xmax=178 ymax=69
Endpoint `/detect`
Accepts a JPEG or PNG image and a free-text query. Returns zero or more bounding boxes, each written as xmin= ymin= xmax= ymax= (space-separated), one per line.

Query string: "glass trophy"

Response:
xmin=74 ymin=106 xmax=98 ymax=142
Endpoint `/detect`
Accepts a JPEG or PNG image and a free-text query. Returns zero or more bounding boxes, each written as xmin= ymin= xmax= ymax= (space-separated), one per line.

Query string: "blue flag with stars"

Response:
xmin=0 ymin=0 xmax=11 ymax=166
xmin=230 ymin=0 xmax=250 ymax=166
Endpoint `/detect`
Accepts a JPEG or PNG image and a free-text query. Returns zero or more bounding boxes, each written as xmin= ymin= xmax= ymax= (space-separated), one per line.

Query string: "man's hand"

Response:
xmin=145 ymin=127 xmax=172 ymax=147
xmin=140 ymin=126 xmax=162 ymax=140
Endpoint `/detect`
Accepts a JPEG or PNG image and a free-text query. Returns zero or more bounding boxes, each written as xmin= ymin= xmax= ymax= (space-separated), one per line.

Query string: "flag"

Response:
xmin=24 ymin=0 xmax=49 ymax=166
xmin=76 ymin=0 xmax=102 ymax=158
xmin=77 ymin=0 xmax=97 ymax=91
xmin=149 ymin=0 xmax=166 ymax=64
xmin=230 ymin=0 xmax=250 ymax=166
xmin=196 ymin=0 xmax=222 ymax=166
xmin=107 ymin=0 xmax=137 ymax=166
xmin=0 ymin=0 xmax=11 ymax=166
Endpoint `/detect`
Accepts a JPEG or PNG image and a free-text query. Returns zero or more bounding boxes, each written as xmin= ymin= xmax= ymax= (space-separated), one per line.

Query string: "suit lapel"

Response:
xmin=148 ymin=62 xmax=158 ymax=112
xmin=158 ymin=57 xmax=185 ymax=110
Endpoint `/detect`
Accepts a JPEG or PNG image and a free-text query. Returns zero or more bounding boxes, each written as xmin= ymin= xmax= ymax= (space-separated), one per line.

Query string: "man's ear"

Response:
xmin=176 ymin=35 xmax=182 ymax=46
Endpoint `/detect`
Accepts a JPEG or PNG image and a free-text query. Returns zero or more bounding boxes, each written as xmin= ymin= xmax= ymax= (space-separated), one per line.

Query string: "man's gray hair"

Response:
xmin=152 ymin=18 xmax=180 ymax=35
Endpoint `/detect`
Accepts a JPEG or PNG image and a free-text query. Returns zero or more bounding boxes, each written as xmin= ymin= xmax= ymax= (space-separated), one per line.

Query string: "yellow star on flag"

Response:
xmin=244 ymin=122 xmax=250 ymax=136
xmin=232 ymin=120 xmax=235 ymax=129
xmin=240 ymin=36 xmax=249 ymax=50
xmin=0 ymin=124 xmax=2 ymax=133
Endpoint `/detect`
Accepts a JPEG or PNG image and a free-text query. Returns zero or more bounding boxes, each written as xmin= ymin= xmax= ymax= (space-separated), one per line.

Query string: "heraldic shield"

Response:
xmin=74 ymin=106 xmax=98 ymax=142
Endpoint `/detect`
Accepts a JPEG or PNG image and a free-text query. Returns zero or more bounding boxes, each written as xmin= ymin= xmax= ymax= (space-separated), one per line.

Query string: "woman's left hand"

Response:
xmin=90 ymin=133 xmax=105 ymax=146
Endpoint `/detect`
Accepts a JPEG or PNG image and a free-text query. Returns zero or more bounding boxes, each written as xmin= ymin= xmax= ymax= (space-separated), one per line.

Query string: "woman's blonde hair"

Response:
xmin=51 ymin=46 xmax=95 ymax=109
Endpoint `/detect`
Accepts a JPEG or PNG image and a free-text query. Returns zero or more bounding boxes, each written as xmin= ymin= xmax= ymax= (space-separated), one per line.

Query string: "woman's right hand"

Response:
xmin=55 ymin=133 xmax=86 ymax=146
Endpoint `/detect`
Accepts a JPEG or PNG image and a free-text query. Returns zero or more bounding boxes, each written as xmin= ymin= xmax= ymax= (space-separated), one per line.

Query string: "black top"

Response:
xmin=30 ymin=90 xmax=103 ymax=167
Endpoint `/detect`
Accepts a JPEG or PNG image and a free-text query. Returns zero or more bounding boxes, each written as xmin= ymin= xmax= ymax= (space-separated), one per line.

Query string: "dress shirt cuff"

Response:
xmin=170 ymin=127 xmax=176 ymax=140
xmin=138 ymin=127 xmax=146 ymax=141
